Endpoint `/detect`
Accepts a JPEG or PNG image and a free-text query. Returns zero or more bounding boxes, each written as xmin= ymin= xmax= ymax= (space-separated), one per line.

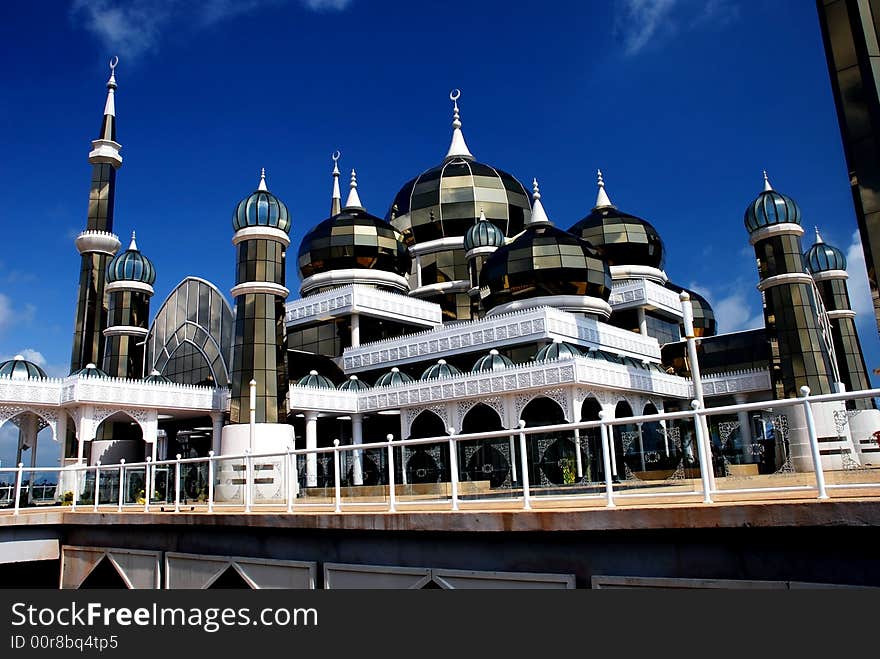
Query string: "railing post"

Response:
xmin=692 ymin=401 xmax=713 ymax=504
xmin=71 ymin=463 xmax=80 ymax=512
xmin=800 ymin=386 xmax=829 ymax=500
xmin=144 ymin=457 xmax=152 ymax=513
xmin=244 ymin=449 xmax=252 ymax=513
xmin=447 ymin=427 xmax=459 ymax=512
xmin=174 ymin=453 xmax=182 ymax=513
xmin=93 ymin=461 xmax=101 ymax=513
xmin=598 ymin=412 xmax=615 ymax=508
xmin=518 ymin=420 xmax=531 ymax=511
xmin=13 ymin=462 xmax=23 ymax=516
xmin=207 ymin=451 xmax=215 ymax=513
xmin=117 ymin=459 xmax=125 ymax=512
xmin=386 ymin=434 xmax=396 ymax=512
xmin=333 ymin=439 xmax=342 ymax=513
xmin=286 ymin=446 xmax=294 ymax=513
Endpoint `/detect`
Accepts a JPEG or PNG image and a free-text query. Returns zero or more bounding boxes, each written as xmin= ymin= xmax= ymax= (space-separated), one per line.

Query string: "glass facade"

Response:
xmin=102 ymin=290 xmax=150 ymax=379
xmin=662 ymin=329 xmax=770 ymax=376
xmin=569 ymin=207 xmax=665 ymax=269
xmin=70 ymin=251 xmax=110 ymax=373
xmin=479 ymin=224 xmax=611 ymax=310
xmin=817 ymin=0 xmax=880 ymax=331
xmin=146 ymin=278 xmax=233 ymax=387
xmin=236 ymin=239 xmax=285 ymax=286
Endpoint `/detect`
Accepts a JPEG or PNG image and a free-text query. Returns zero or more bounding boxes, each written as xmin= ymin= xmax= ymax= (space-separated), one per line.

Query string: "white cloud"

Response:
xmin=70 ymin=1 xmax=352 ymax=60
xmin=0 ymin=293 xmax=35 ymax=334
xmin=688 ymin=281 xmax=764 ymax=334
xmin=18 ymin=349 xmax=46 ymax=367
xmin=0 ymin=293 xmax=11 ymax=332
xmin=615 ymin=0 xmax=739 ymax=56
xmin=845 ymin=229 xmax=874 ymax=318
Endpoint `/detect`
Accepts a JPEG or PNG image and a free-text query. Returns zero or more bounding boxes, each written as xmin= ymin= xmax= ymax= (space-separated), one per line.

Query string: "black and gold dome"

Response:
xmin=568 ymin=172 xmax=664 ymax=270
xmin=298 ymin=207 xmax=411 ymax=280
xmin=387 ymin=92 xmax=530 ymax=245
xmin=479 ymin=223 xmax=611 ymax=310
xmin=666 ymin=283 xmax=717 ymax=337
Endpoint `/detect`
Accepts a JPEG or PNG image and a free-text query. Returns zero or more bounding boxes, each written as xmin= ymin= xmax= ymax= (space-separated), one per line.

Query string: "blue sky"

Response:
xmin=1 ymin=0 xmax=879 ymax=465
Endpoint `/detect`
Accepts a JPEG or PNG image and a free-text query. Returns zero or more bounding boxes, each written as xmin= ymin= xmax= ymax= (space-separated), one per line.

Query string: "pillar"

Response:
xmin=210 ymin=412 xmax=224 ymax=456
xmin=351 ymin=413 xmax=364 ymax=486
xmin=733 ymin=394 xmax=752 ymax=458
xmin=305 ymin=411 xmax=318 ymax=487
xmin=350 ymin=313 xmax=360 ymax=349
xmin=637 ymin=307 xmax=648 ymax=336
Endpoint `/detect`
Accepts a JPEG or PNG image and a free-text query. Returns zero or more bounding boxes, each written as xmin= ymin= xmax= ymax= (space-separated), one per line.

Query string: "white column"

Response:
xmin=573 ymin=428 xmax=583 ymax=479
xmin=76 ymin=406 xmax=95 ymax=465
xmin=733 ymin=393 xmax=752 ymax=455
xmin=350 ymin=313 xmax=360 ymax=349
xmin=210 ymin=412 xmax=225 ymax=456
xmin=305 ymin=411 xmax=318 ymax=487
xmin=637 ymin=307 xmax=648 ymax=336
xmin=351 ymin=413 xmax=364 ymax=486
xmin=637 ymin=422 xmax=645 ymax=472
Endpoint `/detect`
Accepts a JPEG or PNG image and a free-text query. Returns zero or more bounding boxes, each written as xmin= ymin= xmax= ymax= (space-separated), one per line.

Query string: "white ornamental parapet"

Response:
xmin=285 ymin=284 xmax=442 ymax=328
xmin=697 ymin=369 xmax=773 ymax=398
xmin=609 ymin=279 xmax=683 ymax=318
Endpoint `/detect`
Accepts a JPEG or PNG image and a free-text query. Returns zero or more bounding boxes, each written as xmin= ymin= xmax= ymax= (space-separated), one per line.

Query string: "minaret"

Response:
xmin=102 ymin=231 xmax=155 ymax=379
xmin=70 ymin=57 xmax=123 ymax=374
xmin=330 ymin=151 xmax=342 ymax=216
xmin=223 ymin=169 xmax=294 ymax=455
xmin=464 ymin=207 xmax=504 ymax=316
xmin=744 ymin=172 xmax=837 ymax=398
xmin=805 ymin=228 xmax=874 ymax=409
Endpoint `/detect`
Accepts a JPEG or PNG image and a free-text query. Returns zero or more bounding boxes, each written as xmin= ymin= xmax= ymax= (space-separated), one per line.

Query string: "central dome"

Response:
xmin=298 ymin=207 xmax=411 ymax=280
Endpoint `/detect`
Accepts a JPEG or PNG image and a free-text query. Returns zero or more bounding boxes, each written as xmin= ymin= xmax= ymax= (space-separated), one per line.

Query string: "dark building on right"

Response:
xmin=816 ymin=0 xmax=880 ymax=334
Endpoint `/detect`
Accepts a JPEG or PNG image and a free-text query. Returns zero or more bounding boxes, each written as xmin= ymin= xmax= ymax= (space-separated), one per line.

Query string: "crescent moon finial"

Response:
xmin=109 ymin=55 xmax=119 ymax=71
xmin=450 ymin=89 xmax=461 ymax=101
xmin=332 ymin=150 xmax=340 ymax=162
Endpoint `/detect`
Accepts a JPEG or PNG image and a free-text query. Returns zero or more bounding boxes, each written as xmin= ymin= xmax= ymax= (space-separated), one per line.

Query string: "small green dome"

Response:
xmin=107 ymin=233 xmax=156 ymax=285
xmin=74 ymin=363 xmax=108 ymax=378
xmin=744 ymin=175 xmax=801 ymax=233
xmin=295 ymin=370 xmax=335 ymax=389
xmin=144 ymin=369 xmax=172 ymax=383
xmin=0 ymin=355 xmax=47 ymax=379
xmin=374 ymin=367 xmax=414 ymax=387
xmin=534 ymin=340 xmax=581 ymax=361
xmin=232 ymin=171 xmax=291 ymax=234
xmin=805 ymin=231 xmax=847 ymax=273
xmin=471 ymin=349 xmax=514 ymax=372
xmin=464 ymin=217 xmax=505 ymax=251
xmin=338 ymin=375 xmax=371 ymax=391
xmin=420 ymin=359 xmax=462 ymax=380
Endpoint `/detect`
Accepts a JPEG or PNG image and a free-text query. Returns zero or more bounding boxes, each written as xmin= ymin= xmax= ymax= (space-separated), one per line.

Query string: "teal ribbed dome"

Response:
xmin=338 ymin=375 xmax=371 ymax=391
xmin=420 ymin=359 xmax=462 ymax=380
xmin=744 ymin=176 xmax=801 ymax=233
xmin=464 ymin=218 xmax=505 ymax=251
xmin=74 ymin=363 xmax=108 ymax=378
xmin=295 ymin=370 xmax=335 ymax=389
xmin=471 ymin=349 xmax=514 ymax=372
xmin=144 ymin=369 xmax=172 ymax=383
xmin=534 ymin=340 xmax=581 ymax=361
xmin=374 ymin=367 xmax=413 ymax=387
xmin=0 ymin=355 xmax=47 ymax=379
xmin=107 ymin=233 xmax=155 ymax=285
xmin=805 ymin=232 xmax=847 ymax=273
xmin=232 ymin=172 xmax=291 ymax=234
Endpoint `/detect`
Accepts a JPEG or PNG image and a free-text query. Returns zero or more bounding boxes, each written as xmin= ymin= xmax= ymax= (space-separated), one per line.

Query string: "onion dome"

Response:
xmin=387 ymin=91 xmax=531 ymax=245
xmin=585 ymin=348 xmax=623 ymax=364
xmin=805 ymin=228 xmax=847 ymax=273
xmin=568 ymin=170 xmax=665 ymax=269
xmin=665 ymin=283 xmax=717 ymax=337
xmin=232 ymin=169 xmax=292 ymax=234
xmin=471 ymin=349 xmax=515 ymax=372
xmin=338 ymin=375 xmax=370 ymax=391
xmin=144 ymin=369 xmax=172 ymax=383
xmin=0 ymin=355 xmax=47 ymax=379
xmin=295 ymin=370 xmax=335 ymax=389
xmin=464 ymin=210 xmax=505 ymax=252
xmin=374 ymin=367 xmax=413 ymax=387
xmin=744 ymin=171 xmax=801 ymax=233
xmin=298 ymin=169 xmax=411 ymax=280
xmin=479 ymin=182 xmax=612 ymax=310
xmin=74 ymin=363 xmax=108 ymax=378
xmin=534 ymin=339 xmax=582 ymax=361
xmin=420 ymin=358 xmax=462 ymax=380
xmin=106 ymin=232 xmax=155 ymax=285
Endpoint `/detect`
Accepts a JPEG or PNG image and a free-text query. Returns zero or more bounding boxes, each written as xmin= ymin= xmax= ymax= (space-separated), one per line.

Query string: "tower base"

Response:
xmin=216 ymin=423 xmax=297 ymax=503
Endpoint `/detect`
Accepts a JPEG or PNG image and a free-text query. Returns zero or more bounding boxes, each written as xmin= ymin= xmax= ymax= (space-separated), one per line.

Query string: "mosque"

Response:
xmin=1 ymin=60 xmax=878 ymax=501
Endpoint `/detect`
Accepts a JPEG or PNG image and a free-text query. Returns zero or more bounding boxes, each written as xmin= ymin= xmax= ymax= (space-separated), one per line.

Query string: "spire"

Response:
xmin=815 ymin=226 xmax=824 ymax=244
xmin=89 ymin=56 xmax=123 ymax=167
xmin=331 ymin=150 xmax=342 ymax=216
xmin=344 ymin=169 xmax=363 ymax=209
xmin=595 ymin=169 xmax=614 ymax=208
xmin=128 ymin=230 xmax=138 ymax=251
xmin=763 ymin=170 xmax=773 ymax=192
xmin=257 ymin=167 xmax=268 ymax=191
xmin=445 ymin=89 xmax=474 ymax=160
xmin=530 ymin=178 xmax=551 ymax=224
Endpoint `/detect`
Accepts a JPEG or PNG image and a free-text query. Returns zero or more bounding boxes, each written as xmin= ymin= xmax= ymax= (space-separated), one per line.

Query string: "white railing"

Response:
xmin=610 ymin=279 xmax=683 ymax=318
xmin=4 ymin=386 xmax=879 ymax=516
xmin=698 ymin=369 xmax=773 ymax=398
xmin=342 ymin=306 xmax=663 ymax=372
